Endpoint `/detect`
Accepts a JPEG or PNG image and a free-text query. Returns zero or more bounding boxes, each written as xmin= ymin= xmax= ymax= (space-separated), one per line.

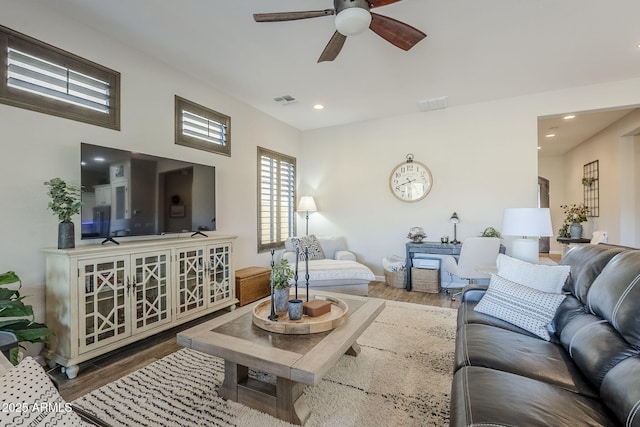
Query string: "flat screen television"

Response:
xmin=80 ymin=143 xmax=216 ymax=241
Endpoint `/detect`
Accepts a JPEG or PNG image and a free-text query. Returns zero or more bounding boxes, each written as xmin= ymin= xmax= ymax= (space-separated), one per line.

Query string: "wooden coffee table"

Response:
xmin=177 ymin=291 xmax=385 ymax=425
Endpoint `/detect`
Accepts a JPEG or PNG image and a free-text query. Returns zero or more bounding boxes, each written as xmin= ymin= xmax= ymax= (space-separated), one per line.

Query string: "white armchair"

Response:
xmin=443 ymin=237 xmax=501 ymax=300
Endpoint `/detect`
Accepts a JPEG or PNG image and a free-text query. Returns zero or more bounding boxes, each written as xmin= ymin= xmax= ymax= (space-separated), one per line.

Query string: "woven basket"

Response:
xmin=411 ymin=267 xmax=440 ymax=293
xmin=384 ymin=270 xmax=405 ymax=288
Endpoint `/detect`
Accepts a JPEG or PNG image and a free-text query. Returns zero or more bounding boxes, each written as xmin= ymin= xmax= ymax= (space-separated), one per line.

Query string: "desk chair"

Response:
xmin=443 ymin=237 xmax=501 ymax=300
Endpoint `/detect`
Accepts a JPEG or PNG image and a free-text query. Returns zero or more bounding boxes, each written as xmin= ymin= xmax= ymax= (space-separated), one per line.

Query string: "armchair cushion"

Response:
xmin=335 ymin=250 xmax=356 ymax=261
xmin=474 ymin=275 xmax=566 ymax=340
xmin=288 ymin=235 xmax=325 ymax=260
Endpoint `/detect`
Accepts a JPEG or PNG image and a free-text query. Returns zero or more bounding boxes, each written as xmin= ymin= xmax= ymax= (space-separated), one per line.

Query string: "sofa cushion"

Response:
xmin=0 ymin=357 xmax=84 ymax=426
xmin=474 ymin=275 xmax=566 ymax=340
xmin=496 ymin=253 xmax=570 ymax=293
xmin=600 ymin=355 xmax=640 ymax=427
xmin=559 ymin=244 xmax=628 ymax=302
xmin=457 ymin=301 xmax=541 ymax=339
xmin=288 ymin=235 xmax=325 ymax=260
xmin=586 ymin=251 xmax=640 ymax=347
xmin=455 ymin=323 xmax=597 ymax=397
xmin=559 ymin=310 xmax=638 ymax=389
xmin=450 ymin=366 xmax=618 ymax=427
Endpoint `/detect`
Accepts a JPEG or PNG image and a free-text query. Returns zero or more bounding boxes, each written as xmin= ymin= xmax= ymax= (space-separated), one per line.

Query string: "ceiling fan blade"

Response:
xmin=318 ymin=31 xmax=347 ymax=63
xmin=369 ymin=12 xmax=426 ymax=51
xmin=369 ymin=0 xmax=403 ymax=8
xmin=254 ymin=9 xmax=335 ymax=22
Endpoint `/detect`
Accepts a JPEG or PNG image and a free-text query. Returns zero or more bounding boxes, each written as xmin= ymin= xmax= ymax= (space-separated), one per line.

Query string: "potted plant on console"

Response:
xmin=44 ymin=178 xmax=81 ymax=249
xmin=0 ymin=271 xmax=53 ymax=364
xmin=559 ymin=203 xmax=589 ymax=239
xmin=272 ymin=259 xmax=294 ymax=312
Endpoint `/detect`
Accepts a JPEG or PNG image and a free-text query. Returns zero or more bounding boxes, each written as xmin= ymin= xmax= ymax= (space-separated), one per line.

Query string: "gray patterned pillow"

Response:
xmin=290 ymin=235 xmax=325 ymax=261
xmin=474 ymin=275 xmax=566 ymax=340
xmin=0 ymin=356 xmax=84 ymax=426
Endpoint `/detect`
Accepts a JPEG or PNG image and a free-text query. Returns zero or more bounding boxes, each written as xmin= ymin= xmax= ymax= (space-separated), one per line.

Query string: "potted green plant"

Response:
xmin=480 ymin=227 xmax=501 ymax=238
xmin=44 ymin=178 xmax=82 ymax=249
xmin=560 ymin=203 xmax=589 ymax=239
xmin=272 ymin=259 xmax=294 ymax=312
xmin=0 ymin=271 xmax=53 ymax=364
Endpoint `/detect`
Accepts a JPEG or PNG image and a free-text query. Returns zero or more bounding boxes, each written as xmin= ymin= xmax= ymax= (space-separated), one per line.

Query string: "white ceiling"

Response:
xmin=35 ymin=0 xmax=640 ymax=137
xmin=538 ymin=106 xmax=639 ymax=157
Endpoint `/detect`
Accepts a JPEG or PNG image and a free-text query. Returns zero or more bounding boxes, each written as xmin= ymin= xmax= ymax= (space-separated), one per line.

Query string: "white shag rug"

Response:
xmin=73 ymin=300 xmax=457 ymax=426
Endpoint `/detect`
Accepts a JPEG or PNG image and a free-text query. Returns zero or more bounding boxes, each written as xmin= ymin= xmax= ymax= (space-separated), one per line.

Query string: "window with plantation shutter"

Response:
xmin=0 ymin=25 xmax=120 ymax=130
xmin=257 ymin=147 xmax=296 ymax=252
xmin=175 ymin=96 xmax=231 ymax=156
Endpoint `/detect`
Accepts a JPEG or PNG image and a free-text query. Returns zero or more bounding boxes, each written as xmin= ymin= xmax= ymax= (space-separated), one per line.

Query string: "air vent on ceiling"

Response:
xmin=418 ymin=96 xmax=448 ymax=112
xmin=274 ymin=95 xmax=297 ymax=105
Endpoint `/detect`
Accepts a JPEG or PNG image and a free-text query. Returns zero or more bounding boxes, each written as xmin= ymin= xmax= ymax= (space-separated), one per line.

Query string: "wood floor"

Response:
xmin=52 ymin=281 xmax=458 ymax=401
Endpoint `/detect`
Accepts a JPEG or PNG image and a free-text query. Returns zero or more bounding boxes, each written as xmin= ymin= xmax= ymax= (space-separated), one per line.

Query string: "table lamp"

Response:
xmin=297 ymin=196 xmax=317 ymax=236
xmin=450 ymin=212 xmax=460 ymax=244
xmin=502 ymin=208 xmax=553 ymax=264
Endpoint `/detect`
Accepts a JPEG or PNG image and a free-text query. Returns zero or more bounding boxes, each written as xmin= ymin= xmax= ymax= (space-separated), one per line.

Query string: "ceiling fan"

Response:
xmin=253 ymin=0 xmax=426 ymax=62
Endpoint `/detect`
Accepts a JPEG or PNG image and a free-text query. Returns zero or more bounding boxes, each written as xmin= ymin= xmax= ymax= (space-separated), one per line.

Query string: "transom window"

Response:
xmin=175 ymin=96 xmax=231 ymax=156
xmin=0 ymin=25 xmax=120 ymax=130
xmin=257 ymin=147 xmax=296 ymax=252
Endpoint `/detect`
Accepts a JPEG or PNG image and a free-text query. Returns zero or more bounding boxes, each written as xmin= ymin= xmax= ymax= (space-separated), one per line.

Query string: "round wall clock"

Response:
xmin=389 ymin=154 xmax=433 ymax=202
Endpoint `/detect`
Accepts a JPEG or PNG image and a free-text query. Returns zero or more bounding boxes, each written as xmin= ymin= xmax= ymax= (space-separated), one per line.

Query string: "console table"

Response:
xmin=557 ymin=237 xmax=591 ymax=255
xmin=405 ymin=242 xmax=461 ymax=291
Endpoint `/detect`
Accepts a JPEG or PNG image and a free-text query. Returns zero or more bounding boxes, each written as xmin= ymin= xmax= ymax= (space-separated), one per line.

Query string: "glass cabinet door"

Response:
xmin=208 ymin=244 xmax=232 ymax=304
xmin=131 ymin=250 xmax=171 ymax=334
xmin=175 ymin=247 xmax=207 ymax=319
xmin=79 ymin=256 xmax=130 ymax=353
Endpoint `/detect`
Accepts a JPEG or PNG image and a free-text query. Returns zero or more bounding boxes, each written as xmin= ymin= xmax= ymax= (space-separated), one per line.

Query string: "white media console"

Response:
xmin=42 ymin=234 xmax=237 ymax=378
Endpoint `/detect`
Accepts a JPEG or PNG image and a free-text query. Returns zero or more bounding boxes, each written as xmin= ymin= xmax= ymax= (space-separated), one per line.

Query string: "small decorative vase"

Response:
xmin=570 ymin=222 xmax=583 ymax=239
xmin=274 ymin=288 xmax=290 ymax=312
xmin=288 ymin=299 xmax=303 ymax=320
xmin=58 ymin=221 xmax=75 ymax=249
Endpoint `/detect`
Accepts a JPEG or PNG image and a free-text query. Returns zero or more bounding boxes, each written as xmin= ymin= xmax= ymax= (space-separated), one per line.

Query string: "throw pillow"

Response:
xmin=0 ymin=357 xmax=84 ymax=426
xmin=497 ymin=253 xmax=570 ymax=294
xmin=474 ymin=275 xmax=566 ymax=341
xmin=289 ymin=235 xmax=325 ymax=261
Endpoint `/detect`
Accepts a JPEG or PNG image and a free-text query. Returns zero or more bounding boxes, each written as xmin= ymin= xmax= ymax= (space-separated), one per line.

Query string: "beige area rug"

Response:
xmin=73 ymin=301 xmax=457 ymax=426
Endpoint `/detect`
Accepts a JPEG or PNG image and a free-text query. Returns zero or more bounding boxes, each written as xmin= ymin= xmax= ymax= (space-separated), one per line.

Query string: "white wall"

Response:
xmin=541 ymin=110 xmax=640 ymax=251
xmin=300 ymin=80 xmax=640 ymax=276
xmin=0 ymin=1 xmax=301 ymax=328
xmin=538 ymin=156 xmax=566 ymax=254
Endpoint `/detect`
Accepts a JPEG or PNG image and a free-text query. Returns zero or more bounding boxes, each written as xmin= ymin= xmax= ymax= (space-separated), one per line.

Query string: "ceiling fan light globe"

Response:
xmin=335 ymin=8 xmax=371 ymax=36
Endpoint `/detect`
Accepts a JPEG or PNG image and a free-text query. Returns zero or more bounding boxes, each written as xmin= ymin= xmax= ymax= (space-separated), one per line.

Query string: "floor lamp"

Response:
xmin=502 ymin=208 xmax=553 ymax=264
xmin=297 ymin=196 xmax=317 ymax=236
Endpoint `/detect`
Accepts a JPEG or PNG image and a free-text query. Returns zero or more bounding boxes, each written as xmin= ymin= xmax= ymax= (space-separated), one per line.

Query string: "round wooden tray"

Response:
xmin=252 ymin=295 xmax=349 ymax=335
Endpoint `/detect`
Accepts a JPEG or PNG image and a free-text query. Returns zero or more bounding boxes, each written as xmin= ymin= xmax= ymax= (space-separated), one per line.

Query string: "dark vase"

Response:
xmin=58 ymin=221 xmax=75 ymax=249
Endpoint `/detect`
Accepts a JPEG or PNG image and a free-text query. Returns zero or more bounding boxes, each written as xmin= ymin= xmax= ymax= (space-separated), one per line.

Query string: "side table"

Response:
xmin=235 ymin=266 xmax=271 ymax=306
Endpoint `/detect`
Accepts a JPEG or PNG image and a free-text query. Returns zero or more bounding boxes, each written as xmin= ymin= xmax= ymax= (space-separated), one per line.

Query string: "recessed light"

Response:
xmin=313 ymin=104 xmax=324 ymax=110
xmin=545 ymin=133 xmax=555 ymax=138
xmin=537 ymin=146 xmax=541 ymax=150
xmin=563 ymin=115 xmax=576 ymax=120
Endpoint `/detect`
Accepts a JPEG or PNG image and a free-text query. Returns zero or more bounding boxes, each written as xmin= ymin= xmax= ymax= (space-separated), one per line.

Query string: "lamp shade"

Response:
xmin=297 ymin=196 xmax=317 ymax=212
xmin=335 ymin=8 xmax=371 ymax=36
xmin=502 ymin=208 xmax=553 ymax=237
